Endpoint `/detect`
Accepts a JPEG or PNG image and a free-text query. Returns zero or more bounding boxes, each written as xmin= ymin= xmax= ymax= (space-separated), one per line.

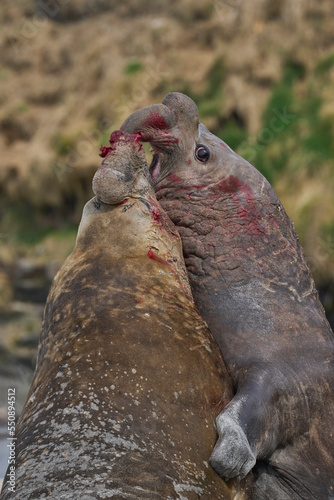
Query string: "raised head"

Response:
xmin=121 ymin=92 xmax=257 ymax=194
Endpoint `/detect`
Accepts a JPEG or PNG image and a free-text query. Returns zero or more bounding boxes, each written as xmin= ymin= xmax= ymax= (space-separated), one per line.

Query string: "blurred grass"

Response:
xmin=176 ymin=52 xmax=334 ymax=280
xmin=124 ymin=58 xmax=144 ymax=76
xmin=1 ymin=50 xmax=334 ymax=281
xmin=51 ymin=133 xmax=78 ymax=157
xmin=239 ymin=56 xmax=334 ymax=182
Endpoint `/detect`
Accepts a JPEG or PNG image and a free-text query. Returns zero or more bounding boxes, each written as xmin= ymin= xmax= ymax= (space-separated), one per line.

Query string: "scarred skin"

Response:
xmin=0 ymin=131 xmax=253 ymax=500
xmin=121 ymin=94 xmax=334 ymax=500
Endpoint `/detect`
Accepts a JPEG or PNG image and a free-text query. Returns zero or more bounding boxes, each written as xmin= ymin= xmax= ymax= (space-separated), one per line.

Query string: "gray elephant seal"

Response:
xmin=121 ymin=95 xmax=334 ymax=500
xmin=0 ymin=131 xmax=253 ymax=499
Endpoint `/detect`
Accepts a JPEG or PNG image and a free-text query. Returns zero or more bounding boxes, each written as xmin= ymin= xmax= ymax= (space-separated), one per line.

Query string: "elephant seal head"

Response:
xmin=120 ymin=92 xmax=249 ymax=191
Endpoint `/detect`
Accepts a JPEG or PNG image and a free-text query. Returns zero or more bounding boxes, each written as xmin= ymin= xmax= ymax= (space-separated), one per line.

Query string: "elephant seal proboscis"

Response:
xmin=121 ymin=94 xmax=334 ymax=500
xmin=0 ymin=130 xmax=253 ymax=500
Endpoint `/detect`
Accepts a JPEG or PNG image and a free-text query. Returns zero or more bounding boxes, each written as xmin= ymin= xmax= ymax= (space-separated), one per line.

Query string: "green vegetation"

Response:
xmin=51 ymin=133 xmax=78 ymax=156
xmin=233 ymin=56 xmax=334 ymax=183
xmin=14 ymin=100 xmax=29 ymax=113
xmin=181 ymin=58 xmax=247 ymax=150
xmin=124 ymin=58 xmax=144 ymax=76
xmin=315 ymin=52 xmax=334 ymax=76
xmin=183 ymin=53 xmax=334 ymax=186
xmin=320 ymin=220 xmax=334 ymax=254
xmin=221 ymin=121 xmax=248 ymax=152
xmin=1 ymin=203 xmax=50 ymax=245
xmin=0 ymin=194 xmax=78 ymax=250
xmin=182 ymin=57 xmax=225 ymax=115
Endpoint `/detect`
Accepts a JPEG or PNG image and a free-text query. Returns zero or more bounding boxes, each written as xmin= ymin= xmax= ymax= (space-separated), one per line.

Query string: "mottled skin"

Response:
xmin=0 ymin=132 xmax=253 ymax=500
xmin=121 ymin=94 xmax=334 ymax=500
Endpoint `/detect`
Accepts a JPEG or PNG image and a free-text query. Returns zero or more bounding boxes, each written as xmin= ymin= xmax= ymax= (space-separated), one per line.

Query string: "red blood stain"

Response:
xmin=211 ymin=175 xmax=268 ymax=236
xmin=99 ymin=145 xmax=111 ymax=157
xmin=166 ymin=173 xmax=182 ymax=183
xmin=99 ymin=130 xmax=143 ymax=157
xmin=136 ymin=111 xmax=179 ymax=148
xmin=148 ymin=197 xmax=165 ymax=227
xmin=142 ymin=112 xmax=169 ymax=130
xmin=147 ymin=248 xmax=166 ymax=264
xmin=151 ymin=209 xmax=161 ymax=223
xmin=214 ymin=176 xmax=244 ymax=194
xmin=117 ymin=198 xmax=129 ymax=205
xmin=214 ymin=176 xmax=254 ymax=206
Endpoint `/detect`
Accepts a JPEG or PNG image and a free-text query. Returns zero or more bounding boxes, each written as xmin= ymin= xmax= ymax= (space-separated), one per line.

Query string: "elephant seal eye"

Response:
xmin=195 ymin=145 xmax=210 ymax=162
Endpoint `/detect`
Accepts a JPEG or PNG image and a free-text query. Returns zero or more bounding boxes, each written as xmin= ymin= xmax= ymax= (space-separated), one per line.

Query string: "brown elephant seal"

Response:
xmin=121 ymin=94 xmax=334 ymax=500
xmin=0 ymin=131 xmax=253 ymax=499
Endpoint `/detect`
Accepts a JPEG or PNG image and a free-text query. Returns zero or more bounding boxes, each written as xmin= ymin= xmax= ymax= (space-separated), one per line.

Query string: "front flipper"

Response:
xmin=210 ymin=413 xmax=256 ymax=481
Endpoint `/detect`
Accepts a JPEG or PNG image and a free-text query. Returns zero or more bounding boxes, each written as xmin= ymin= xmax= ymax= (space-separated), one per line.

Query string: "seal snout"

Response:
xmin=93 ymin=129 xmax=153 ymax=205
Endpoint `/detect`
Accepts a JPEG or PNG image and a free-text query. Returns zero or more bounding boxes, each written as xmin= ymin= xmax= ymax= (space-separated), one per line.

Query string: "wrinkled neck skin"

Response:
xmin=156 ymin=144 xmax=316 ymax=305
xmin=162 ymin=131 xmax=333 ymax=365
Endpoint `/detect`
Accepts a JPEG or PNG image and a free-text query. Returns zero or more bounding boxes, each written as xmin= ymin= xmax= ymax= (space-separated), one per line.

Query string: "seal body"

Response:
xmin=0 ymin=132 xmax=253 ymax=500
xmin=121 ymin=95 xmax=334 ymax=500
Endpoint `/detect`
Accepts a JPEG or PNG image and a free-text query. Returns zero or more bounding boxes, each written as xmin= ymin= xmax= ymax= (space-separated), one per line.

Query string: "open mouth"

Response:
xmin=149 ymin=150 xmax=161 ymax=183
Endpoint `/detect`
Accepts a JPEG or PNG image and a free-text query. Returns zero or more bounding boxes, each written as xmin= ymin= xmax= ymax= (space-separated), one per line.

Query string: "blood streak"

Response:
xmin=214 ymin=175 xmax=255 ymax=207
xmin=212 ymin=175 xmax=267 ymax=236
xmin=118 ymin=198 xmax=129 ymax=206
xmin=147 ymin=248 xmax=166 ymax=264
xmin=166 ymin=173 xmax=182 ymax=183
xmin=99 ymin=130 xmax=143 ymax=157
xmin=142 ymin=112 xmax=169 ymax=130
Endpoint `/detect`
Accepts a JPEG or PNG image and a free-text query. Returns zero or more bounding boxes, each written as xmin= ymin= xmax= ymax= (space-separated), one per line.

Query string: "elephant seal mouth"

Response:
xmin=149 ymin=150 xmax=161 ymax=183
